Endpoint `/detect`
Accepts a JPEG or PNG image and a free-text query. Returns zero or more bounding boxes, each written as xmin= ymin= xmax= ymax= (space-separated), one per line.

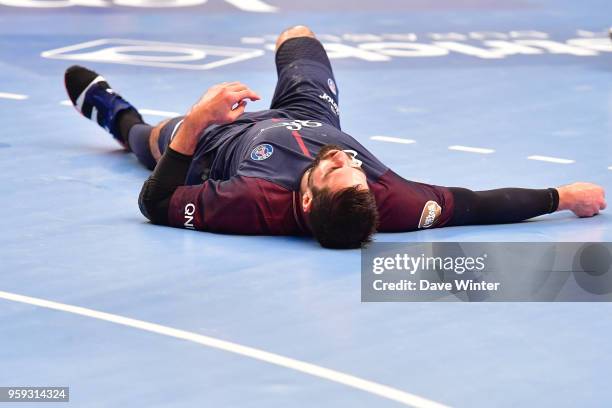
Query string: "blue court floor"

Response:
xmin=0 ymin=0 xmax=611 ymax=407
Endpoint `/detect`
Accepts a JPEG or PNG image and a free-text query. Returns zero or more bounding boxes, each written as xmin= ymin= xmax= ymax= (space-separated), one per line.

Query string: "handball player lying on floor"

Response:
xmin=64 ymin=25 xmax=606 ymax=248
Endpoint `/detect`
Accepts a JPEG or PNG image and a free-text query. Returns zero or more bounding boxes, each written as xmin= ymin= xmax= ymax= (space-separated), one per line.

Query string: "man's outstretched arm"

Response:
xmin=373 ymin=171 xmax=606 ymax=232
xmin=447 ymin=182 xmax=606 ymax=226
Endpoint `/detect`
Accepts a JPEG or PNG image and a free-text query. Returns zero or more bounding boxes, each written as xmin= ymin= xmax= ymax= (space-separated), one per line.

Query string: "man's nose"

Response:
xmin=331 ymin=150 xmax=349 ymax=165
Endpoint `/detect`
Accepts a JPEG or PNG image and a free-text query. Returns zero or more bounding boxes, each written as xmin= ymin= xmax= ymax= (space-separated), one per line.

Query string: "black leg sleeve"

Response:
xmin=448 ymin=187 xmax=559 ymax=226
xmin=138 ymin=147 xmax=193 ymax=225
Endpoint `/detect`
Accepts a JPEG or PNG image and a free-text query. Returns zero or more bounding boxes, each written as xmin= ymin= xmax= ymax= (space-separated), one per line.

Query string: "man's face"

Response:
xmin=307 ymin=145 xmax=368 ymax=192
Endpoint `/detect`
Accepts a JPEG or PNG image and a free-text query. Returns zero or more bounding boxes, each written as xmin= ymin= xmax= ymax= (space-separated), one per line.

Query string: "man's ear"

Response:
xmin=302 ymin=190 xmax=313 ymax=213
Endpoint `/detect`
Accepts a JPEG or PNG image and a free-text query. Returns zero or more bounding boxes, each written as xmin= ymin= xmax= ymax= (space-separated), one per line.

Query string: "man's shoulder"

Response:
xmin=230 ymin=176 xmax=295 ymax=204
xmin=228 ymin=176 xmax=302 ymax=234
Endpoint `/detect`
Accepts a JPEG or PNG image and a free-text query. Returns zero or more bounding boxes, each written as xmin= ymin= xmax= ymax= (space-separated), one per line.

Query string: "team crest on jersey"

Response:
xmin=327 ymin=78 xmax=337 ymax=95
xmin=418 ymin=201 xmax=442 ymax=229
xmin=251 ymin=144 xmax=274 ymax=161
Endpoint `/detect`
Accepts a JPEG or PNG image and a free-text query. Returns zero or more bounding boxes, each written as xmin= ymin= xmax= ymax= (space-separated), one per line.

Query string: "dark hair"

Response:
xmin=309 ymin=186 xmax=379 ymax=249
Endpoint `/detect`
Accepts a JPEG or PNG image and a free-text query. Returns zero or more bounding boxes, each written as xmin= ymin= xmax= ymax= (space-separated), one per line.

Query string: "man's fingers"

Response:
xmin=224 ymin=82 xmax=253 ymax=95
xmin=211 ymin=81 xmax=243 ymax=93
xmin=223 ymin=83 xmax=260 ymax=99
xmin=232 ymin=89 xmax=261 ymax=102
xmin=231 ymin=99 xmax=247 ymax=111
xmin=225 ymin=82 xmax=248 ymax=92
xmin=229 ymin=101 xmax=247 ymax=119
xmin=215 ymin=82 xmax=261 ymax=101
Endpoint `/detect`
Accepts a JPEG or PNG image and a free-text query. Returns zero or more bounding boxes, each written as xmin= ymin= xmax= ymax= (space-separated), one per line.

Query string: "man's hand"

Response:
xmin=557 ymin=182 xmax=606 ymax=217
xmin=170 ymin=82 xmax=260 ymax=155
xmin=188 ymin=82 xmax=261 ymax=128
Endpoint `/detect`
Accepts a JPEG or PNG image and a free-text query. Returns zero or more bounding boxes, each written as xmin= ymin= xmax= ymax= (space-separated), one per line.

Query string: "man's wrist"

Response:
xmin=184 ymin=109 xmax=213 ymax=134
xmin=556 ymin=186 xmax=570 ymax=211
xmin=169 ymin=112 xmax=211 ymax=155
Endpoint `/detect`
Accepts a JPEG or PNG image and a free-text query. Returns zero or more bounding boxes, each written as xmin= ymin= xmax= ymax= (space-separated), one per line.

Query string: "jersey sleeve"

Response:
xmin=371 ymin=170 xmax=455 ymax=232
xmin=446 ymin=187 xmax=558 ymax=226
xmin=165 ymin=176 xmax=297 ymax=235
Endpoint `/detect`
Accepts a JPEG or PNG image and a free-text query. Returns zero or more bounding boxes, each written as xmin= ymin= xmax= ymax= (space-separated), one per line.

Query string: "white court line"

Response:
xmin=527 ymin=155 xmax=575 ymax=164
xmin=138 ymin=109 xmax=181 ymax=118
xmin=0 ymin=92 xmax=28 ymax=100
xmin=448 ymin=145 xmax=495 ymax=154
xmin=60 ymin=102 xmax=179 ymax=118
xmin=224 ymin=0 xmax=278 ymax=12
xmin=0 ymin=290 xmax=449 ymax=408
xmin=241 ymin=37 xmax=266 ymax=44
xmin=371 ymin=136 xmax=416 ymax=145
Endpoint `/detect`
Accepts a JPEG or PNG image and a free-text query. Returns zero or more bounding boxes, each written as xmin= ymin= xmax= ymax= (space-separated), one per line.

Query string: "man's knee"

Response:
xmin=149 ymin=119 xmax=170 ymax=162
xmin=276 ymin=25 xmax=316 ymax=51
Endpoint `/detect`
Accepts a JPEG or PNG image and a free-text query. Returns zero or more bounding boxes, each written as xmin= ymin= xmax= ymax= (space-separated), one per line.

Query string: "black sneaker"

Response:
xmin=64 ymin=65 xmax=141 ymax=148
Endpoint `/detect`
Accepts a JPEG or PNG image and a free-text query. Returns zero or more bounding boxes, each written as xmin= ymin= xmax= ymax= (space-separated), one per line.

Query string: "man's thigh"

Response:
xmin=153 ymin=116 xmax=185 ymax=159
xmin=270 ymin=37 xmax=341 ymax=130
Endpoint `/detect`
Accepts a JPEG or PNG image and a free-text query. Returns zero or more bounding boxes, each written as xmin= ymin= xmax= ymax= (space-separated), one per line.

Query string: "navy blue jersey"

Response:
xmin=154 ymin=37 xmax=455 ymax=235
xmin=159 ymin=111 xmax=454 ymax=235
xmin=201 ymin=115 xmax=387 ymax=188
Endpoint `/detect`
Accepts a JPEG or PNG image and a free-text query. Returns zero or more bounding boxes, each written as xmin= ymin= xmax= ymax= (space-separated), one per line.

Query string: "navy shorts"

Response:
xmin=157 ymin=116 xmax=184 ymax=156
